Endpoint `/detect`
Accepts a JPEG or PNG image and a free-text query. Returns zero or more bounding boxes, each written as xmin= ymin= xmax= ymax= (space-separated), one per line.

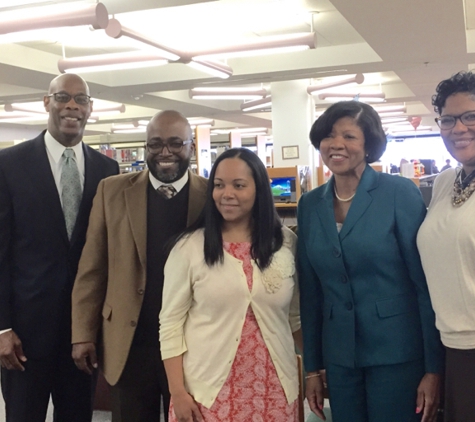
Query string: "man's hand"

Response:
xmin=72 ymin=342 xmax=98 ymax=375
xmin=0 ymin=330 xmax=27 ymax=371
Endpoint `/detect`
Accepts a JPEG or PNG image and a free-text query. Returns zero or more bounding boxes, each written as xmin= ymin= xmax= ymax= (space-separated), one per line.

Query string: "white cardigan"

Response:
xmin=417 ymin=168 xmax=475 ymax=349
xmin=160 ymin=226 xmax=300 ymax=408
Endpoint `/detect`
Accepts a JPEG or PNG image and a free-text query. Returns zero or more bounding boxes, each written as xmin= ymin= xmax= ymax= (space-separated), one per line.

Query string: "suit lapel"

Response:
xmin=125 ymin=170 xmax=149 ymax=270
xmin=28 ymin=133 xmax=69 ymax=245
xmin=70 ymin=144 xmax=102 ymax=244
xmin=314 ymin=179 xmax=341 ymax=251
xmin=339 ymin=165 xmax=378 ymax=241
xmin=187 ymin=171 xmax=207 ymax=225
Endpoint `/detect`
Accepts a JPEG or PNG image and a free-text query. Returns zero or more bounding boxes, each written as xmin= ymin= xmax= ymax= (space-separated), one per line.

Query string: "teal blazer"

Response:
xmin=297 ymin=165 xmax=444 ymax=373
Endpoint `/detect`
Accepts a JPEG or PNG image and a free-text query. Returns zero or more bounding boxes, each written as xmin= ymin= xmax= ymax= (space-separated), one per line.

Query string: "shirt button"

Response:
xmin=333 ymin=248 xmax=341 ymax=257
xmin=137 ymin=288 xmax=144 ymax=295
xmin=130 ymin=320 xmax=137 ymax=327
xmin=341 ymin=276 xmax=348 ymax=284
xmin=345 ymin=302 xmax=353 ymax=311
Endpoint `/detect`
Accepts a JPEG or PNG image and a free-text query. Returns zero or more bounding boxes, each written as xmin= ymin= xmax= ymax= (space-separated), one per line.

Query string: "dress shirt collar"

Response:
xmin=44 ymin=130 xmax=84 ymax=165
xmin=148 ymin=170 xmax=189 ymax=194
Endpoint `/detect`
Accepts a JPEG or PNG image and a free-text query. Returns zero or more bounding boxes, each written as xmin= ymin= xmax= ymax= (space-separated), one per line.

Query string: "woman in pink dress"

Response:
xmin=160 ymin=147 xmax=302 ymax=422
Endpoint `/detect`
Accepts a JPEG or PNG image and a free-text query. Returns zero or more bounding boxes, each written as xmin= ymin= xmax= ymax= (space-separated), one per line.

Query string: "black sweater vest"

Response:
xmin=133 ymin=181 xmax=189 ymax=346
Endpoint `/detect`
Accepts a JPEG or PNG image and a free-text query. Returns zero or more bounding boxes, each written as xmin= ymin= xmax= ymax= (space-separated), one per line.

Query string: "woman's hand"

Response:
xmin=306 ymin=372 xmax=326 ymax=421
xmin=416 ymin=373 xmax=441 ymax=422
xmin=171 ymin=391 xmax=203 ymax=422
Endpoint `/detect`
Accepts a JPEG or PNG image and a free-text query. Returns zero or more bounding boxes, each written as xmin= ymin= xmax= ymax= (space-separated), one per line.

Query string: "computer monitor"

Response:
xmin=270 ymin=176 xmax=297 ymax=203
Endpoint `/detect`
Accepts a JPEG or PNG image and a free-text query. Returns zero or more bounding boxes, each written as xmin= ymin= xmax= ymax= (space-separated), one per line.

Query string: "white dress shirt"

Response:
xmin=148 ymin=169 xmax=189 ymax=193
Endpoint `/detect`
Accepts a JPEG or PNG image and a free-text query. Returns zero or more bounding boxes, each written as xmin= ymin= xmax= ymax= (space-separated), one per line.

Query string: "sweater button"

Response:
xmin=137 ymin=288 xmax=144 ymax=295
xmin=130 ymin=320 xmax=137 ymax=327
xmin=345 ymin=302 xmax=353 ymax=311
xmin=341 ymin=276 xmax=348 ymax=284
xmin=333 ymin=248 xmax=341 ymax=257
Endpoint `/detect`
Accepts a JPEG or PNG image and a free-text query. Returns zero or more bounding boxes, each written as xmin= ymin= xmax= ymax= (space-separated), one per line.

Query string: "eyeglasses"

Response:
xmin=47 ymin=92 xmax=91 ymax=105
xmin=146 ymin=139 xmax=193 ymax=153
xmin=435 ymin=110 xmax=475 ymax=130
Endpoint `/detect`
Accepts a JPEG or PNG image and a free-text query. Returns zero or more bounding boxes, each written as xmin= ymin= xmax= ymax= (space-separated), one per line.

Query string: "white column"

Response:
xmin=271 ymin=80 xmax=316 ymax=169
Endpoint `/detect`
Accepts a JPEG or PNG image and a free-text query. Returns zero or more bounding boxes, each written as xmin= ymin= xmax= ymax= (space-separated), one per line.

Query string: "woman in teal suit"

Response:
xmin=298 ymin=101 xmax=444 ymax=422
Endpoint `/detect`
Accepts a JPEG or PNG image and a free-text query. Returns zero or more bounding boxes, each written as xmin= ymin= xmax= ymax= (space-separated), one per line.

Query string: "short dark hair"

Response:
xmin=176 ymin=148 xmax=282 ymax=269
xmin=309 ymin=101 xmax=387 ymax=163
xmin=432 ymin=71 xmax=475 ymax=114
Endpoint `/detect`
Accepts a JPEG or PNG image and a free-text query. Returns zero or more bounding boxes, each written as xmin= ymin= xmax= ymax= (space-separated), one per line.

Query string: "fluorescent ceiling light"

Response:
xmin=240 ymin=132 xmax=269 ymax=138
xmin=6 ymin=100 xmax=125 ymax=114
xmin=380 ymin=117 xmax=408 ymax=124
xmin=193 ymin=32 xmax=316 ymax=60
xmin=188 ymin=118 xmax=215 ymax=126
xmin=307 ymin=74 xmax=364 ymax=95
xmin=318 ymin=92 xmax=386 ymax=103
xmin=58 ymin=52 xmax=168 ymax=74
xmin=373 ymin=104 xmax=406 ymax=113
xmin=190 ymin=87 xmax=267 ymax=100
xmin=105 ymin=18 xmax=181 ymax=62
xmin=389 ymin=126 xmax=432 ymax=133
xmin=0 ymin=2 xmax=109 ymax=35
xmin=378 ymin=110 xmax=406 ymax=118
xmin=212 ymin=127 xmax=267 ymax=134
xmin=187 ymin=60 xmax=232 ymax=79
xmin=241 ymin=97 xmax=272 ymax=112
xmin=112 ymin=128 xmax=146 ymax=134
xmin=0 ymin=0 xmax=51 ymax=8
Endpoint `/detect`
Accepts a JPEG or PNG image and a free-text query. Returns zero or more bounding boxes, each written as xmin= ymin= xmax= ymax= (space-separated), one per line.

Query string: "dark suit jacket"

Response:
xmin=297 ymin=165 xmax=444 ymax=374
xmin=0 ymin=131 xmax=119 ymax=359
xmin=71 ymin=169 xmax=208 ymax=385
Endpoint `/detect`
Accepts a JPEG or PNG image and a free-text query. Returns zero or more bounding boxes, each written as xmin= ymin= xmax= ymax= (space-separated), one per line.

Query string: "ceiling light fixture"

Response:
xmin=193 ymin=32 xmax=316 ymax=61
xmin=373 ymin=104 xmax=406 ymax=113
xmin=187 ymin=59 xmax=232 ymax=79
xmin=318 ymin=92 xmax=386 ymax=103
xmin=188 ymin=118 xmax=215 ymax=126
xmin=0 ymin=2 xmax=109 ymax=35
xmin=105 ymin=19 xmax=181 ymax=61
xmin=307 ymin=73 xmax=364 ymax=95
xmin=190 ymin=87 xmax=268 ymax=100
xmin=62 ymin=17 xmax=315 ymax=78
xmin=6 ymin=101 xmax=126 ymax=114
xmin=211 ymin=127 xmax=268 ymax=134
xmin=377 ymin=110 xmax=406 ymax=118
xmin=58 ymin=51 xmax=169 ymax=74
xmin=241 ymin=96 xmax=272 ymax=112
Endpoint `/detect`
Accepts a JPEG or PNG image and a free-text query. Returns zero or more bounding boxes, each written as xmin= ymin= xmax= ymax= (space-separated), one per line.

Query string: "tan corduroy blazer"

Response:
xmin=71 ymin=170 xmax=208 ymax=385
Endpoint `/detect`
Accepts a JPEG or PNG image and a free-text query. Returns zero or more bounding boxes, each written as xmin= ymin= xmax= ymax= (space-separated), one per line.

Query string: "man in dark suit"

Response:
xmin=0 ymin=73 xmax=119 ymax=422
xmin=71 ymin=110 xmax=207 ymax=422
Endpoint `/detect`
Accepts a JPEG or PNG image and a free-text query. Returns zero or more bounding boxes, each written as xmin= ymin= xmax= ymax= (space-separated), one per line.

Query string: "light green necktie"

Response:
xmin=61 ymin=148 xmax=82 ymax=239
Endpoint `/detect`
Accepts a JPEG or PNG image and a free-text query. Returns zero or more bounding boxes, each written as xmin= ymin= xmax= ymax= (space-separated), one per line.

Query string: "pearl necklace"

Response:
xmin=334 ymin=186 xmax=355 ymax=202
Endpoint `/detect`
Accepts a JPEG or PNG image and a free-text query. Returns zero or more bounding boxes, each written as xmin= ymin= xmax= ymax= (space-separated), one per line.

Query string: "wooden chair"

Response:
xmin=297 ymin=354 xmax=305 ymax=422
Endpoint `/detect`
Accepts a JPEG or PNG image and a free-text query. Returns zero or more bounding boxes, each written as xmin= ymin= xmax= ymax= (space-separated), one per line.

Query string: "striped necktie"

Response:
xmin=61 ymin=148 xmax=82 ymax=239
xmin=157 ymin=184 xmax=177 ymax=199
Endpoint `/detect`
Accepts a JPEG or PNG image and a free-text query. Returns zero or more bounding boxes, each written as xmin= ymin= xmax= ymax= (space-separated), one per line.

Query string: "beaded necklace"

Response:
xmin=452 ymin=168 xmax=475 ymax=206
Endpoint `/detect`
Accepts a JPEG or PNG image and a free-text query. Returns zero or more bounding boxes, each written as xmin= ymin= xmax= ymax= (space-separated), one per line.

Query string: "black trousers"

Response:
xmin=444 ymin=347 xmax=475 ymax=422
xmin=111 ymin=345 xmax=170 ymax=422
xmin=1 ymin=344 xmax=96 ymax=422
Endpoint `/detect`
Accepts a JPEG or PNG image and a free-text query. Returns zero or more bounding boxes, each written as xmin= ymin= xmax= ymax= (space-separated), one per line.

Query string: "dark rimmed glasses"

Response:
xmin=146 ymin=139 xmax=193 ymax=154
xmin=435 ymin=110 xmax=475 ymax=130
xmin=47 ymin=92 xmax=91 ymax=105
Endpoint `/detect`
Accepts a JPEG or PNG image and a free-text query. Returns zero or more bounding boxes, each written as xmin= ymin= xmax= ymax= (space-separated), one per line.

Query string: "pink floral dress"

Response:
xmin=169 ymin=242 xmax=298 ymax=422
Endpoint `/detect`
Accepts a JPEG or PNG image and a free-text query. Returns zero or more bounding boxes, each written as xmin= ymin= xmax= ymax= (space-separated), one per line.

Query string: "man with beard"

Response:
xmin=0 ymin=74 xmax=119 ymax=421
xmin=71 ymin=110 xmax=207 ymax=421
